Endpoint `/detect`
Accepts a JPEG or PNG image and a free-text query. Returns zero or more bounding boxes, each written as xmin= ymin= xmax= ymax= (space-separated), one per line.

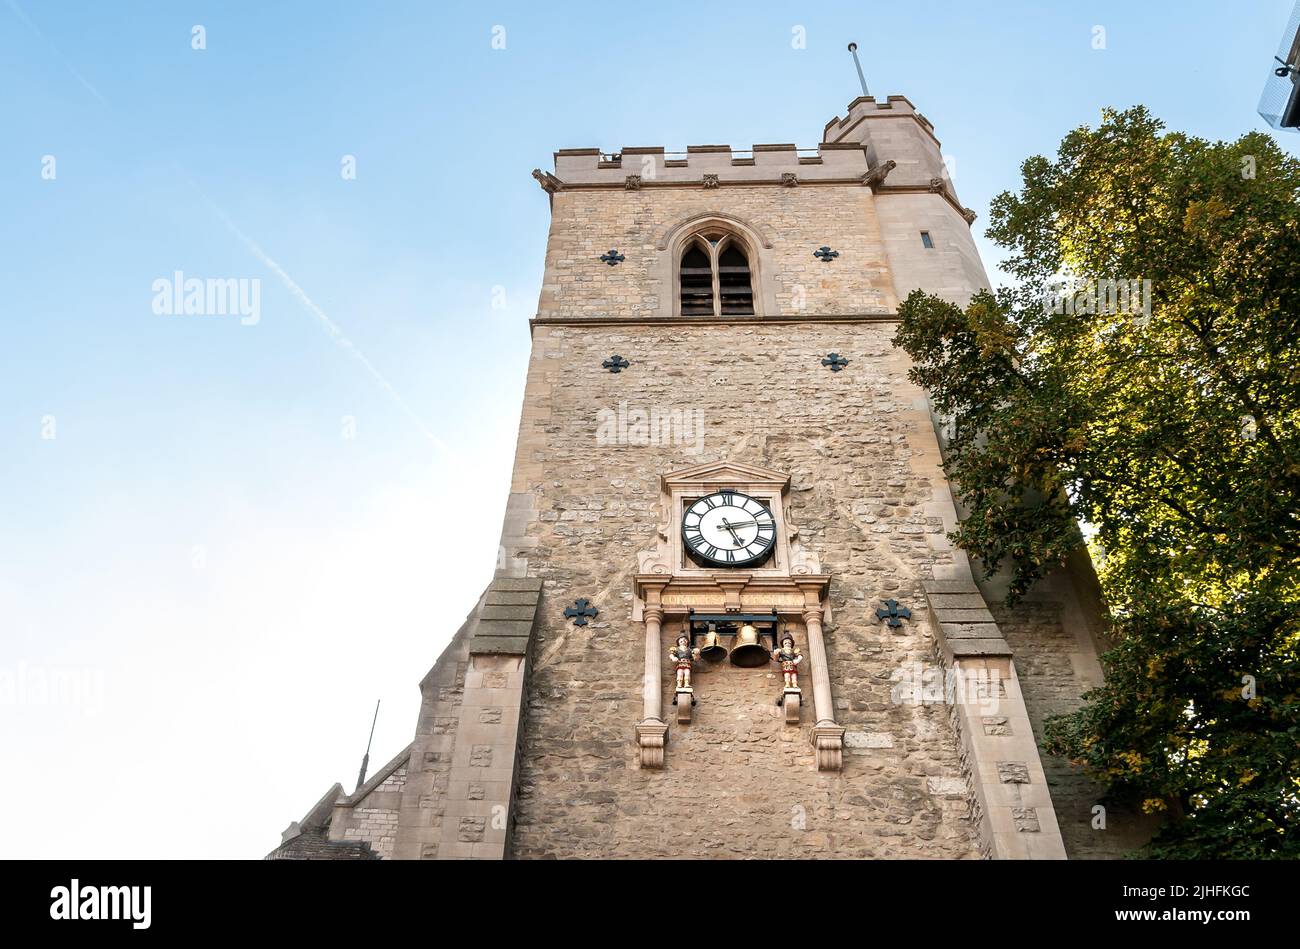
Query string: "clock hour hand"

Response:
xmin=719 ymin=516 xmax=743 ymax=546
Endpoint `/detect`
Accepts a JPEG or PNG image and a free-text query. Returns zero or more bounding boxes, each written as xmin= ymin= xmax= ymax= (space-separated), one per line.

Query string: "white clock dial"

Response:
xmin=682 ymin=490 xmax=777 ymax=567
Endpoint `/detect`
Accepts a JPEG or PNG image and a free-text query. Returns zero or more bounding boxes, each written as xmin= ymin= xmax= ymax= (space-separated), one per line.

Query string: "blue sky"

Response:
xmin=2 ymin=1 xmax=1297 ymax=858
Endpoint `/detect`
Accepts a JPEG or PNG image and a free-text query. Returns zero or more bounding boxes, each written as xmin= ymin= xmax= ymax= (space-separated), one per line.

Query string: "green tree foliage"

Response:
xmin=892 ymin=108 xmax=1300 ymax=857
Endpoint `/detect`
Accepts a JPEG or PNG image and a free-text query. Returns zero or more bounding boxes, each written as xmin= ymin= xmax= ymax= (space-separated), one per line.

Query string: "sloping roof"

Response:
xmin=265 ymin=825 xmax=380 ymax=861
xmin=264 ymin=782 xmax=380 ymax=861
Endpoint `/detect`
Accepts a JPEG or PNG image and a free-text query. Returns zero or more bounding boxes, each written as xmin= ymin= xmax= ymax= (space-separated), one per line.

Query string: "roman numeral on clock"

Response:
xmin=682 ymin=489 xmax=777 ymax=568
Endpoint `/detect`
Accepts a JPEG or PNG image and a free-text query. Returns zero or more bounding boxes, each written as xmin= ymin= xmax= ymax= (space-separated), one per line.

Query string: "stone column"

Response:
xmin=802 ymin=608 xmax=834 ymax=725
xmin=795 ymin=578 xmax=843 ymax=771
xmin=803 ymin=608 xmax=844 ymax=771
xmin=642 ymin=607 xmax=664 ymax=722
xmin=635 ymin=581 xmax=669 ymax=768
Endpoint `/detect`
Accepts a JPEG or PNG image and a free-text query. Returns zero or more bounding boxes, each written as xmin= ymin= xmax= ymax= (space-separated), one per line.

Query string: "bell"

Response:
xmin=698 ymin=624 xmax=728 ymax=662
xmin=729 ymin=623 xmax=770 ymax=668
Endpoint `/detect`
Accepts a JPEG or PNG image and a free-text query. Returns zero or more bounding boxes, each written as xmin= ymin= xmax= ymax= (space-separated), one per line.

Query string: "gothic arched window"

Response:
xmin=678 ymin=232 xmax=755 ymax=317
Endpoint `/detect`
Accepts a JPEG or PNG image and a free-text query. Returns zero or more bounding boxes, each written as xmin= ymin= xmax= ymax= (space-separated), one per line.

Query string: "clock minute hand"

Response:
xmin=719 ymin=516 xmax=743 ymax=546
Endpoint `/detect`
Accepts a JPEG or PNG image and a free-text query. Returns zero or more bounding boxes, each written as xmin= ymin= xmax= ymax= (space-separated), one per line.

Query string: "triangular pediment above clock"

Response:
xmin=661 ymin=460 xmax=790 ymax=494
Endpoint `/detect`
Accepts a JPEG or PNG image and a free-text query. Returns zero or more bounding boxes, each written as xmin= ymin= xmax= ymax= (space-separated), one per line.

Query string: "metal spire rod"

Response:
xmin=847 ymin=42 xmax=870 ymax=98
xmin=355 ymin=699 xmax=380 ymax=791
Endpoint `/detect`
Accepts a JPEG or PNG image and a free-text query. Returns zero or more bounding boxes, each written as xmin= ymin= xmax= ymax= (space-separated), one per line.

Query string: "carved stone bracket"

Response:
xmin=812 ymin=723 xmax=845 ymax=771
xmin=635 ymin=720 xmax=668 ymax=769
xmin=781 ymin=689 xmax=801 ymax=725
xmin=675 ymin=689 xmax=694 ymax=724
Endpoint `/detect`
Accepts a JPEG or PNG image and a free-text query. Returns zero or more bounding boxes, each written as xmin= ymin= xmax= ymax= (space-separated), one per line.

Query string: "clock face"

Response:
xmin=682 ymin=490 xmax=777 ymax=567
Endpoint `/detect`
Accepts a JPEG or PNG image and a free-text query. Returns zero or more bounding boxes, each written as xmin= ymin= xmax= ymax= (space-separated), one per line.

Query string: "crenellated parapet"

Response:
xmin=822 ymin=94 xmax=939 ymax=148
xmin=546 ymin=142 xmax=879 ymax=190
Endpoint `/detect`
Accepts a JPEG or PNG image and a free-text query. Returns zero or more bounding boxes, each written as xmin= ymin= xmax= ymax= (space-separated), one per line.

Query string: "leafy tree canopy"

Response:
xmin=893 ymin=107 xmax=1300 ymax=857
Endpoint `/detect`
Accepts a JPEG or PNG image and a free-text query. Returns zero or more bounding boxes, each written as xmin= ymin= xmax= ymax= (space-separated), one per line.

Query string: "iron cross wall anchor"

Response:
xmin=876 ymin=599 xmax=912 ymax=629
xmin=822 ymin=353 xmax=849 ymax=372
xmin=602 ymin=355 xmax=630 ymax=373
xmin=563 ymin=599 xmax=599 ymax=626
xmin=598 ymin=249 xmax=626 ymax=266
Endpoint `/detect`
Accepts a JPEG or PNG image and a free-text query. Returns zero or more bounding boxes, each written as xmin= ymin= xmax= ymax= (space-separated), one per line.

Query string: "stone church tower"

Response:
xmin=269 ymin=95 xmax=1145 ymax=861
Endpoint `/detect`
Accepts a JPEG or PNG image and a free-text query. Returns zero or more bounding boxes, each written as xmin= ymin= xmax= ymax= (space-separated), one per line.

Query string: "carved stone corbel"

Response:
xmin=928 ymin=176 xmax=947 ymax=194
xmin=625 ymin=175 xmax=642 ymax=191
xmin=782 ymin=690 xmax=801 ymax=725
xmin=635 ymin=720 xmax=668 ymax=768
xmin=675 ymin=691 xmax=693 ymax=724
xmin=812 ymin=723 xmax=845 ymax=771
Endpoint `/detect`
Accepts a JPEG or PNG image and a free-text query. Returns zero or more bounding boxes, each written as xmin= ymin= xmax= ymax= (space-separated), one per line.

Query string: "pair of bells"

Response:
xmin=697 ymin=623 xmax=771 ymax=668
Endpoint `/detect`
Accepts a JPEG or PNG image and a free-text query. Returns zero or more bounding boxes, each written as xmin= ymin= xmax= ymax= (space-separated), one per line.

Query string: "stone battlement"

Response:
xmin=823 ymin=94 xmax=939 ymax=145
xmin=544 ymin=95 xmax=938 ymax=190
xmin=551 ymin=141 xmax=872 ymax=188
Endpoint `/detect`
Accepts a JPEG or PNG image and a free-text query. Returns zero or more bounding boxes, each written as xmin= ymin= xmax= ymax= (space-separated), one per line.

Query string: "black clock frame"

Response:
xmin=681 ymin=490 xmax=776 ymax=569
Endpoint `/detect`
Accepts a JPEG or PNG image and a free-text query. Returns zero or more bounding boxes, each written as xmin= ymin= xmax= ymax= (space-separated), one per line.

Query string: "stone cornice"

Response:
xmin=531 ymin=313 xmax=901 ymax=330
xmin=544 ymin=176 xmax=873 ymax=192
xmin=875 ymin=183 xmax=977 ymax=225
xmin=633 ymin=572 xmax=830 ymax=617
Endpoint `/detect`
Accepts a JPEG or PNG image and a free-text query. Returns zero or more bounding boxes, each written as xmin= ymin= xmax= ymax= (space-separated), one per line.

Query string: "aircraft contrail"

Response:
xmin=201 ymin=195 xmax=454 ymax=458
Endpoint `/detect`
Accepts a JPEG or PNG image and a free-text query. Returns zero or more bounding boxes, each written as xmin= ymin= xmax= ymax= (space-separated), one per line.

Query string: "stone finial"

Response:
xmin=531 ymin=168 xmax=561 ymax=194
xmin=781 ymin=172 xmax=798 ymax=187
xmin=624 ymin=175 xmax=642 ymax=191
xmin=702 ymin=173 xmax=720 ymax=189
xmin=860 ymin=159 xmax=896 ymax=190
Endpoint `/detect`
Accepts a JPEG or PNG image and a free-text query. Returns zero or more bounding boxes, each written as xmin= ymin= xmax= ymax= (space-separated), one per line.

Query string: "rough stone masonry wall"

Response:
xmin=538 ymin=184 xmax=897 ymax=319
xmin=509 ymin=321 xmax=979 ymax=858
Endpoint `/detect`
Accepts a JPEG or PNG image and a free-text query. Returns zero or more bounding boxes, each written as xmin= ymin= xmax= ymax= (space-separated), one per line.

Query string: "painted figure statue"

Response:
xmin=772 ymin=634 xmax=803 ymax=690
xmin=669 ymin=634 xmax=701 ymax=690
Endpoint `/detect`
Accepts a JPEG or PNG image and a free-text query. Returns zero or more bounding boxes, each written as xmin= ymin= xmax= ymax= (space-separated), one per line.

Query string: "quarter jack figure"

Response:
xmin=773 ymin=634 xmax=803 ymax=692
xmin=669 ymin=634 xmax=700 ymax=705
